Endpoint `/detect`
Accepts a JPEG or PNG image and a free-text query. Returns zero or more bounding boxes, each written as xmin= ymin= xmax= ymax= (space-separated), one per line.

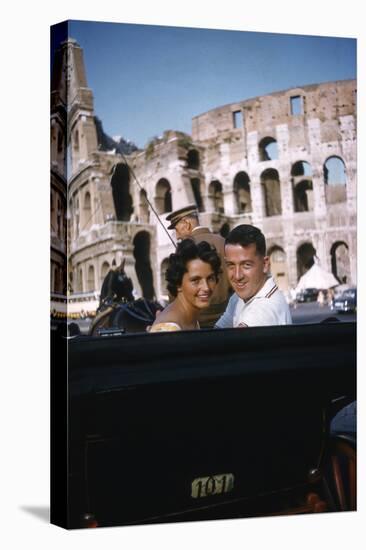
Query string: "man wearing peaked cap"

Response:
xmin=166 ymin=205 xmax=199 ymax=231
xmin=166 ymin=205 xmax=231 ymax=327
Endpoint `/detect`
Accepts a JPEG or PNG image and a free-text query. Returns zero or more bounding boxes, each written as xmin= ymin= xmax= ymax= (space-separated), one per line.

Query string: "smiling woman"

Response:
xmin=150 ymin=239 xmax=221 ymax=332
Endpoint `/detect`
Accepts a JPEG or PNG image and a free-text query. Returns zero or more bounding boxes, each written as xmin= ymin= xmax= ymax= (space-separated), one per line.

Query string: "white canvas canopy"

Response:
xmin=295 ymin=261 xmax=339 ymax=292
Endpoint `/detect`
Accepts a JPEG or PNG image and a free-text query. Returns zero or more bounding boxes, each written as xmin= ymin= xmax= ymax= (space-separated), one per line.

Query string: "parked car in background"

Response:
xmin=296 ymin=288 xmax=319 ymax=303
xmin=331 ymin=287 xmax=357 ymax=313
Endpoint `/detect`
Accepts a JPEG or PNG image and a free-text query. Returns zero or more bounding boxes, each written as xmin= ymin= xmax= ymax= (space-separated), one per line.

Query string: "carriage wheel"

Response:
xmin=323 ymin=436 xmax=356 ymax=512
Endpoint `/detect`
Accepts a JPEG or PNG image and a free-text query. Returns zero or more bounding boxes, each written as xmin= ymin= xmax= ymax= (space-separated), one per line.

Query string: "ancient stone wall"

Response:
xmin=53 ymin=38 xmax=356 ymax=304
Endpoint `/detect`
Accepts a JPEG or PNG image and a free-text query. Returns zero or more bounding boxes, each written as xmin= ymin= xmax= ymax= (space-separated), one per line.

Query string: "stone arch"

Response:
xmin=291 ymin=161 xmax=313 ymax=212
xmin=51 ymin=192 xmax=56 ymax=237
xmin=56 ymin=265 xmax=63 ymax=293
xmin=73 ymin=129 xmax=79 ymax=151
xmin=75 ymin=196 xmax=80 ymax=238
xmin=208 ymin=180 xmax=224 ymax=213
xmin=52 ymin=265 xmax=58 ymax=293
xmin=56 ymin=198 xmax=62 ymax=238
xmin=139 ymin=189 xmax=150 ymax=223
xmin=233 ymin=172 xmax=252 ymax=213
xmin=261 ymin=168 xmax=282 ymax=216
xmin=267 ymin=245 xmax=289 ymax=291
xmin=67 ymin=197 xmax=72 ymax=238
xmin=78 ymin=266 xmax=84 ymax=292
xmin=155 ymin=178 xmax=172 ymax=214
xmin=83 ymin=190 xmax=92 ymax=229
xmin=187 ymin=149 xmax=200 ymax=169
xmin=110 ymin=163 xmax=133 ymax=221
xmin=190 ymin=178 xmax=204 ymax=211
xmin=330 ymin=241 xmax=350 ymax=284
xmin=101 ymin=261 xmax=110 ymax=280
xmin=219 ymin=223 xmax=230 ymax=238
xmin=58 ymin=265 xmax=63 ymax=293
xmin=296 ymin=242 xmax=316 ymax=280
xmin=160 ymin=258 xmax=170 ymax=298
xmin=68 ymin=271 xmax=74 ymax=293
xmin=57 ymin=130 xmax=63 ymax=153
xmin=323 ymin=156 xmax=347 ymax=204
xmin=87 ymin=264 xmax=95 ymax=292
xmin=133 ymin=231 xmax=156 ymax=300
xmin=259 ymin=137 xmax=278 ymax=161
xmin=51 ymin=124 xmax=57 ymax=151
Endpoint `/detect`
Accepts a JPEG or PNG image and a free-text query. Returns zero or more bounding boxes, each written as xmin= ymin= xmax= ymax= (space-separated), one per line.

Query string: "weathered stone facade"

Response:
xmin=51 ymin=38 xmax=356 ymax=309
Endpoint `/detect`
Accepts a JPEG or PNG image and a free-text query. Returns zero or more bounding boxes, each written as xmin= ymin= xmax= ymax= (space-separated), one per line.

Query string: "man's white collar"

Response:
xmin=242 ymin=276 xmax=276 ymax=304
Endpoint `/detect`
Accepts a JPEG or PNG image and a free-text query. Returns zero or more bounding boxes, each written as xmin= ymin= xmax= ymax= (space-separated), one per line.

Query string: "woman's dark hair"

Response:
xmin=166 ymin=239 xmax=221 ymax=297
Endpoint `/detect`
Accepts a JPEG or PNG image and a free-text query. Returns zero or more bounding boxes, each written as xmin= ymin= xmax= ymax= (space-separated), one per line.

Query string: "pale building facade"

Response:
xmin=50 ymin=37 xmax=356 ymax=312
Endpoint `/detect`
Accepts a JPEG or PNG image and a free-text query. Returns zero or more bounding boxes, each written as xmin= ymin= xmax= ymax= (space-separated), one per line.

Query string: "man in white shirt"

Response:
xmin=215 ymin=224 xmax=292 ymax=328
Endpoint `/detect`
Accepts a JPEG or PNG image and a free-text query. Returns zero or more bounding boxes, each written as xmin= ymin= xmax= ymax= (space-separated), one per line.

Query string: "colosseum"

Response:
xmin=50 ymin=37 xmax=357 ymax=313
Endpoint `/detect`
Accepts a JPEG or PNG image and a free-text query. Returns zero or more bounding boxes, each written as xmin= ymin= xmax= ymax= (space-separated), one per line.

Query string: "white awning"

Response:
xmin=296 ymin=262 xmax=339 ymax=292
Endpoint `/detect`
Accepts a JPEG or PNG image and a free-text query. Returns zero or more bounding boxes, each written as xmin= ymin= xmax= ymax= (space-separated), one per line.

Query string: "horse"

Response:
xmin=89 ymin=259 xmax=162 ymax=336
xmin=89 ymin=297 xmax=162 ymax=336
xmin=98 ymin=258 xmax=134 ymax=307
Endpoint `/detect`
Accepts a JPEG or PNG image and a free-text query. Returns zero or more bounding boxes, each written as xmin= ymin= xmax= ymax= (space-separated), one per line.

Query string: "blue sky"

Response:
xmin=65 ymin=20 xmax=356 ymax=148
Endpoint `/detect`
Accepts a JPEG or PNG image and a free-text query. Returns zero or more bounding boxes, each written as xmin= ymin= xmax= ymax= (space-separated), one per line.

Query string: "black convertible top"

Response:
xmin=52 ymin=322 xmax=356 ymax=528
xmin=68 ymin=322 xmax=356 ymax=396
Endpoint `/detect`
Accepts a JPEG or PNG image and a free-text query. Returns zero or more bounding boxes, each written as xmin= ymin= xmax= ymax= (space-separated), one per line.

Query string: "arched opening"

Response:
xmin=75 ymin=197 xmax=80 ymax=238
xmin=139 ymin=189 xmax=150 ymax=223
xmin=74 ymin=129 xmax=79 ymax=151
xmin=294 ymin=180 xmax=313 ymax=212
xmin=267 ymin=245 xmax=288 ymax=291
xmin=101 ymin=261 xmax=110 ymax=280
xmin=291 ymin=161 xmax=313 ymax=212
xmin=330 ymin=241 xmax=350 ymax=284
xmin=87 ymin=265 xmax=95 ymax=292
xmin=68 ymin=271 xmax=74 ymax=293
xmin=208 ymin=180 xmax=224 ymax=213
xmin=52 ymin=265 xmax=58 ymax=293
xmin=292 ymin=161 xmax=312 ymax=178
xmin=110 ymin=163 xmax=134 ymax=221
xmin=259 ymin=137 xmax=278 ymax=161
xmin=187 ymin=149 xmax=200 ymax=169
xmin=51 ymin=125 xmax=57 ymax=152
xmin=56 ymin=265 xmax=63 ymax=293
xmin=233 ymin=172 xmax=252 ymax=213
xmin=296 ymin=242 xmax=316 ymax=280
xmin=220 ymin=223 xmax=230 ymax=238
xmin=57 ymin=130 xmax=63 ymax=153
xmin=78 ymin=267 xmax=83 ymax=292
xmin=160 ymin=258 xmax=169 ymax=298
xmin=155 ymin=178 xmax=172 ymax=214
xmin=324 ymin=156 xmax=347 ymax=204
xmin=261 ymin=168 xmax=282 ymax=216
xmin=83 ymin=191 xmax=92 ymax=229
xmin=133 ymin=231 xmax=156 ymax=300
xmin=190 ymin=178 xmax=204 ymax=211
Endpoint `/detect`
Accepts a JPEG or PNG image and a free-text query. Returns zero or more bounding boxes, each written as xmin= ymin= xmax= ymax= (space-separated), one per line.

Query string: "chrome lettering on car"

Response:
xmin=191 ymin=473 xmax=234 ymax=498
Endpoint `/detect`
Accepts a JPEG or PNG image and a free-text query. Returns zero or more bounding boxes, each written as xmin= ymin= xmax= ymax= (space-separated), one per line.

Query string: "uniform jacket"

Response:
xmin=190 ymin=227 xmax=231 ymax=328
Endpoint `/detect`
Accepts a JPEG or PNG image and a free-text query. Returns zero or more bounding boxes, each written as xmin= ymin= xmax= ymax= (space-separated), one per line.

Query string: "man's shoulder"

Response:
xmin=255 ymin=288 xmax=292 ymax=322
xmin=192 ymin=228 xmax=225 ymax=247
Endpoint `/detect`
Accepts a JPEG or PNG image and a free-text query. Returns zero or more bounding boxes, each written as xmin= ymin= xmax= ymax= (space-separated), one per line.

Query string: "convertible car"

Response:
xmin=51 ymin=321 xmax=356 ymax=529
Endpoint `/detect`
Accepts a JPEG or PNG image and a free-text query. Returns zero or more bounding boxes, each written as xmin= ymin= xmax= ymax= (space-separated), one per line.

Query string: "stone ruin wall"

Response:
xmin=187 ymin=79 xmax=357 ymax=290
xmin=67 ymin=79 xmax=357 ymax=300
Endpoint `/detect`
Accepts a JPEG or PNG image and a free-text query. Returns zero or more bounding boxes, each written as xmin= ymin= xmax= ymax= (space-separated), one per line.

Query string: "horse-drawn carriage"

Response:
xmin=51 ymin=319 xmax=356 ymax=529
